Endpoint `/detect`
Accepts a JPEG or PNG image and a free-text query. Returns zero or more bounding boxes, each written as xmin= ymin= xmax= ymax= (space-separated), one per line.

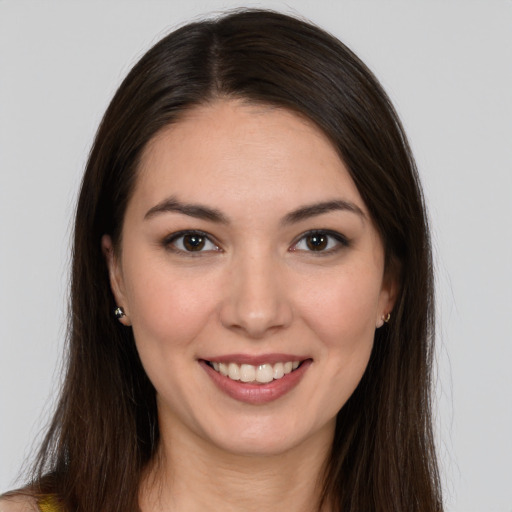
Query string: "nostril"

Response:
xmin=219 ymin=296 xmax=294 ymax=339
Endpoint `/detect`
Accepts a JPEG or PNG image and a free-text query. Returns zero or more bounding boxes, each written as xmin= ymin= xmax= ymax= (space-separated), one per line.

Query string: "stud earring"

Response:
xmin=114 ymin=307 xmax=126 ymax=319
xmin=383 ymin=312 xmax=391 ymax=323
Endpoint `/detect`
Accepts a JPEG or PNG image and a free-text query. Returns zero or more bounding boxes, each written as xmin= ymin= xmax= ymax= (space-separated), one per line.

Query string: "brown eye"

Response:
xmin=183 ymin=234 xmax=206 ymax=251
xmin=305 ymin=233 xmax=328 ymax=251
xmin=165 ymin=231 xmax=219 ymax=254
xmin=291 ymin=230 xmax=349 ymax=254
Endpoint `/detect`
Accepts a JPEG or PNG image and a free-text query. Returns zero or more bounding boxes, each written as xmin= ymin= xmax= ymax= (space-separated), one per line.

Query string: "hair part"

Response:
xmin=26 ymin=9 xmax=441 ymax=511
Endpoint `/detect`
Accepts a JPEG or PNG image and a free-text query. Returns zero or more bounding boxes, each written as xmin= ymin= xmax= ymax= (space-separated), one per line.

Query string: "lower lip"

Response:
xmin=200 ymin=360 xmax=312 ymax=405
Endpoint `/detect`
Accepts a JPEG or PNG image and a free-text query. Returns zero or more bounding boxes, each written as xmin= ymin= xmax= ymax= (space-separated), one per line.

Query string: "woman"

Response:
xmin=1 ymin=9 xmax=442 ymax=512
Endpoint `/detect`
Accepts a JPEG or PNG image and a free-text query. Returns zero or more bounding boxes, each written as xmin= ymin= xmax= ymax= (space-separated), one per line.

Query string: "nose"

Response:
xmin=219 ymin=251 xmax=293 ymax=339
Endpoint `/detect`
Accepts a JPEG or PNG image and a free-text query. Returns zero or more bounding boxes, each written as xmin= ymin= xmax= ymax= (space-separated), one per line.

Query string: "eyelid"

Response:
xmin=162 ymin=229 xmax=348 ymax=255
xmin=163 ymin=230 xmax=221 ymax=254
xmin=290 ymin=229 xmax=350 ymax=254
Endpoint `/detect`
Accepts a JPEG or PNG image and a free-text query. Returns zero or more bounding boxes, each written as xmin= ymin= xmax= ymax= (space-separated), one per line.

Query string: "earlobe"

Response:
xmin=376 ymin=312 xmax=391 ymax=329
xmin=101 ymin=234 xmax=131 ymax=326
xmin=376 ymin=263 xmax=400 ymax=329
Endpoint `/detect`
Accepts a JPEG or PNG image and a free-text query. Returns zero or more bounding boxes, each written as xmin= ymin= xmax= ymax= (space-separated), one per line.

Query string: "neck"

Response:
xmin=139 ymin=419 xmax=334 ymax=512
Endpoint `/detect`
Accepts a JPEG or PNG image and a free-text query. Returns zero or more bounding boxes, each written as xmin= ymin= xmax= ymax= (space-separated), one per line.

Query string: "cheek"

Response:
xmin=124 ymin=260 xmax=219 ymax=355
xmin=125 ymin=265 xmax=222 ymax=402
xmin=298 ymin=266 xmax=382 ymax=348
xmin=296 ymin=269 xmax=381 ymax=416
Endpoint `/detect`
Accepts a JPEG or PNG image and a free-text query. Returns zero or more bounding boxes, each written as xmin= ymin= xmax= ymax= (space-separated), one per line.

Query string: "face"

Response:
xmin=103 ymin=100 xmax=396 ymax=457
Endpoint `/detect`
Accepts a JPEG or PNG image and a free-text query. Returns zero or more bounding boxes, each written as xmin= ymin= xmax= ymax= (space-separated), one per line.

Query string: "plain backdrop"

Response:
xmin=1 ymin=1 xmax=511 ymax=511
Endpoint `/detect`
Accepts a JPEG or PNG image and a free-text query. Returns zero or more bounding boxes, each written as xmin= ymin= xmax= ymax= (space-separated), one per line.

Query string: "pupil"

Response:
xmin=306 ymin=234 xmax=328 ymax=251
xmin=184 ymin=234 xmax=205 ymax=251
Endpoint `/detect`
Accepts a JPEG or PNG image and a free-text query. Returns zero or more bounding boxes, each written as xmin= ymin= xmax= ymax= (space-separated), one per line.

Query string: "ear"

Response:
xmin=376 ymin=260 xmax=400 ymax=329
xmin=101 ymin=234 xmax=131 ymax=326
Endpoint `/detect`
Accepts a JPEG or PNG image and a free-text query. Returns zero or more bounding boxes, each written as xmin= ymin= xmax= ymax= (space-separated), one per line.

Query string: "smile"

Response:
xmin=207 ymin=360 xmax=301 ymax=384
xmin=201 ymin=356 xmax=312 ymax=404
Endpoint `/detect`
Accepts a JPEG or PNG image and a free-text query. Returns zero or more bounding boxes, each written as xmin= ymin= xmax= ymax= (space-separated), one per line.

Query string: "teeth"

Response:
xmin=228 ymin=363 xmax=241 ymax=381
xmin=240 ymin=364 xmax=256 ymax=382
xmin=273 ymin=362 xmax=284 ymax=379
xmin=210 ymin=360 xmax=301 ymax=383
xmin=257 ymin=364 xmax=274 ymax=383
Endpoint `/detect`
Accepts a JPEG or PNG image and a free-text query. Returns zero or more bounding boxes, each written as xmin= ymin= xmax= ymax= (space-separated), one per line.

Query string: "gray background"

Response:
xmin=1 ymin=1 xmax=511 ymax=510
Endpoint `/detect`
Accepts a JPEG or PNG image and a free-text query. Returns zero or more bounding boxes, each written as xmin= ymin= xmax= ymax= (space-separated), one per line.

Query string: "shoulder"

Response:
xmin=0 ymin=495 xmax=39 ymax=512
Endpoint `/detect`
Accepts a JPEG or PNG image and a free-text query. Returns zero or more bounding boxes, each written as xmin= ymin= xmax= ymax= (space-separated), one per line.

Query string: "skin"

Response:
xmin=0 ymin=496 xmax=38 ymax=512
xmin=102 ymin=100 xmax=396 ymax=511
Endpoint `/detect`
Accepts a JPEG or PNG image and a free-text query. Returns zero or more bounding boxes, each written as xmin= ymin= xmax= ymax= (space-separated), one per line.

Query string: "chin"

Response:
xmin=201 ymin=415 xmax=336 ymax=458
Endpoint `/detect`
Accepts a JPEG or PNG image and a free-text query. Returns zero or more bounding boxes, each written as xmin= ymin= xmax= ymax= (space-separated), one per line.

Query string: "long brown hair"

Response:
xmin=25 ymin=9 xmax=441 ymax=511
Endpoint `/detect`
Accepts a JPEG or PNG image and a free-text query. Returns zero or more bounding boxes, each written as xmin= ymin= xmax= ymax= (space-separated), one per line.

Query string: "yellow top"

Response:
xmin=38 ymin=495 xmax=60 ymax=512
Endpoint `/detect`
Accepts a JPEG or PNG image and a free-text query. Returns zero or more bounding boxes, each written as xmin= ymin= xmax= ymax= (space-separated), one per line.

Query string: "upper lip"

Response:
xmin=201 ymin=353 xmax=311 ymax=366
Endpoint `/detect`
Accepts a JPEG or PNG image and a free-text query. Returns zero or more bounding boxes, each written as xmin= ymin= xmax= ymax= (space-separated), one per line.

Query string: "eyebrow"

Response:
xmin=144 ymin=196 xmax=229 ymax=224
xmin=144 ymin=196 xmax=365 ymax=224
xmin=281 ymin=200 xmax=366 ymax=225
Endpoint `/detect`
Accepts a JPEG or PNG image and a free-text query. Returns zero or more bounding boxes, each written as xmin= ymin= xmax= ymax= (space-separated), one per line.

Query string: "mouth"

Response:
xmin=205 ymin=360 xmax=302 ymax=384
xmin=200 ymin=354 xmax=312 ymax=404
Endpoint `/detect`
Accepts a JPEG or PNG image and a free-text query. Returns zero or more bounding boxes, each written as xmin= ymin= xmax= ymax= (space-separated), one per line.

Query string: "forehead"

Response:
xmin=132 ymin=100 xmax=366 ymax=217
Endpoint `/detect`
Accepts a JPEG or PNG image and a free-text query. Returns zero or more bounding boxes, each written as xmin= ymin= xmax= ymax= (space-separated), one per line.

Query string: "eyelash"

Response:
xmin=290 ymin=230 xmax=350 ymax=255
xmin=162 ymin=229 xmax=349 ymax=255
xmin=163 ymin=230 xmax=220 ymax=255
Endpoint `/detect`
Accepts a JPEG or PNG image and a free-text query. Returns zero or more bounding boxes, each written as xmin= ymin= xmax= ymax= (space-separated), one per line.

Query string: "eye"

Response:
xmin=164 ymin=231 xmax=220 ymax=254
xmin=291 ymin=230 xmax=349 ymax=253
